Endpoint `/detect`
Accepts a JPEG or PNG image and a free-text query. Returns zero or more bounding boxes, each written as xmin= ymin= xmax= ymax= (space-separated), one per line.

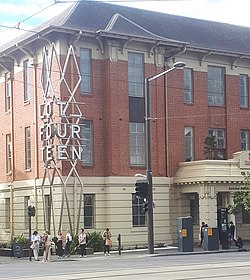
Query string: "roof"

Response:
xmin=1 ymin=1 xmax=250 ymax=55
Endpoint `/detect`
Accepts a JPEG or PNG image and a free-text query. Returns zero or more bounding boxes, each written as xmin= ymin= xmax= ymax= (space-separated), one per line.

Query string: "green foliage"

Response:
xmin=228 ymin=172 xmax=250 ymax=214
xmin=70 ymin=231 xmax=103 ymax=254
xmin=12 ymin=234 xmax=29 ymax=248
xmin=86 ymin=231 xmax=103 ymax=252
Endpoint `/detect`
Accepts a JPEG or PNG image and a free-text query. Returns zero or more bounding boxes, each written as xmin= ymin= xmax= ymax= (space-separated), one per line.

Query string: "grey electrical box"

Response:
xmin=177 ymin=216 xmax=194 ymax=252
xmin=203 ymin=227 xmax=219 ymax=251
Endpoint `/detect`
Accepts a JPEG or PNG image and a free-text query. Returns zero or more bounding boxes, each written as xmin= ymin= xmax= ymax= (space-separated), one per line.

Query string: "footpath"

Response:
xmin=0 ymin=242 xmax=249 ymax=264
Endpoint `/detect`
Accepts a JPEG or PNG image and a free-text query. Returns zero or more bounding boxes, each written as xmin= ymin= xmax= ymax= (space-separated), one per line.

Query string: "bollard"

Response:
xmin=117 ymin=234 xmax=121 ymax=255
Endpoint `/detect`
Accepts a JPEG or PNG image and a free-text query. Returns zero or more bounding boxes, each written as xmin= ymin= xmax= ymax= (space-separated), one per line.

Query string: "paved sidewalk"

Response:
xmin=0 ymin=242 xmax=248 ymax=264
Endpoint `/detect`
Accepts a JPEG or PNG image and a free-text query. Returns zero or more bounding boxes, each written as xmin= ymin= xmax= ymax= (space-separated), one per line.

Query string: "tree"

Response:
xmin=204 ymin=134 xmax=217 ymax=160
xmin=228 ymin=172 xmax=250 ymax=214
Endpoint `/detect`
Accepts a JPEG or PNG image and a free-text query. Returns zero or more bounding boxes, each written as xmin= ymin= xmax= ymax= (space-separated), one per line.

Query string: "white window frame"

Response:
xmin=128 ymin=52 xmax=144 ymax=97
xmin=208 ymin=128 xmax=225 ymax=159
xmin=208 ymin=66 xmax=224 ymax=106
xmin=132 ymin=194 xmax=146 ymax=227
xmin=25 ymin=127 xmax=31 ymax=170
xmin=130 ymin=122 xmax=145 ymax=165
xmin=24 ymin=59 xmax=30 ymax=101
xmin=184 ymin=68 xmax=193 ymax=103
xmin=241 ymin=130 xmax=249 ymax=151
xmin=5 ymin=73 xmax=11 ymax=112
xmin=82 ymin=120 xmax=93 ymax=166
xmin=185 ymin=127 xmax=194 ymax=161
xmin=6 ymin=134 xmax=12 ymax=173
xmin=240 ymin=74 xmax=248 ymax=108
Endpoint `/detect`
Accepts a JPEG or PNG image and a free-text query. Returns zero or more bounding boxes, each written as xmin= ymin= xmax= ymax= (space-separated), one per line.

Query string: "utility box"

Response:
xmin=177 ymin=216 xmax=194 ymax=252
xmin=13 ymin=243 xmax=23 ymax=258
xmin=203 ymin=227 xmax=219 ymax=251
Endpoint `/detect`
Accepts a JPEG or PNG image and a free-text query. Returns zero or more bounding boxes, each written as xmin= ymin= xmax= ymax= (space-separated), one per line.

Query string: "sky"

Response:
xmin=1 ymin=0 xmax=250 ymax=46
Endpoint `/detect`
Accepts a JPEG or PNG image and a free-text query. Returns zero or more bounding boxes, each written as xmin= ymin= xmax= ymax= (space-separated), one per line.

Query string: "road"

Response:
xmin=0 ymin=251 xmax=249 ymax=279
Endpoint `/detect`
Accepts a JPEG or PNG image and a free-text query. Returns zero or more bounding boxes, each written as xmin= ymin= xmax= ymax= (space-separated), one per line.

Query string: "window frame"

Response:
xmin=25 ymin=127 xmax=31 ymax=170
xmin=82 ymin=120 xmax=93 ymax=166
xmin=184 ymin=68 xmax=193 ymax=104
xmin=80 ymin=48 xmax=91 ymax=94
xmin=207 ymin=66 xmax=225 ymax=106
xmin=240 ymin=74 xmax=249 ymax=108
xmin=132 ymin=193 xmax=146 ymax=227
xmin=84 ymin=194 xmax=95 ymax=229
xmin=23 ymin=59 xmax=30 ymax=102
xmin=208 ymin=128 xmax=226 ymax=159
xmin=5 ymin=198 xmax=10 ymax=229
xmin=240 ymin=129 xmax=249 ymax=151
xmin=5 ymin=73 xmax=11 ymax=112
xmin=128 ymin=52 xmax=144 ymax=97
xmin=185 ymin=127 xmax=194 ymax=162
xmin=130 ymin=122 xmax=145 ymax=166
xmin=6 ymin=134 xmax=12 ymax=173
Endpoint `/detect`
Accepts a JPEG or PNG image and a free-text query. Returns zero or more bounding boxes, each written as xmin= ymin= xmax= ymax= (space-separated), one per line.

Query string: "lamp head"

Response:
xmin=173 ymin=61 xmax=186 ymax=69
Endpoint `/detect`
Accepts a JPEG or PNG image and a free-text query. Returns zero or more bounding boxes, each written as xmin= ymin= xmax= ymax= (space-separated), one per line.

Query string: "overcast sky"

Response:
xmin=1 ymin=0 xmax=250 ymax=46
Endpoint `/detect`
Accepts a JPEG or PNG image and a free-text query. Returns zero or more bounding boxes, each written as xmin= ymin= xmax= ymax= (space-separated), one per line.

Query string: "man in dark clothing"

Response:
xmin=234 ymin=237 xmax=247 ymax=252
xmin=199 ymin=222 xmax=206 ymax=247
xmin=228 ymin=221 xmax=235 ymax=245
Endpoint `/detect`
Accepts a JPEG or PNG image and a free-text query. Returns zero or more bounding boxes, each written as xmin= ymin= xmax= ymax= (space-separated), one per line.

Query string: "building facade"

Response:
xmin=0 ymin=2 xmax=250 ymax=247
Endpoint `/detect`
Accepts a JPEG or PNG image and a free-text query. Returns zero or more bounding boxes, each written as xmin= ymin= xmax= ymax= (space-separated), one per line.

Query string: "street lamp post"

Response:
xmin=145 ymin=61 xmax=186 ymax=254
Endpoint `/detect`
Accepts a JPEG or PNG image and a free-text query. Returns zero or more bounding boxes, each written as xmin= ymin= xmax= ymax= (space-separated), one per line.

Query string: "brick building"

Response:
xmin=0 ymin=1 xmax=250 ymax=247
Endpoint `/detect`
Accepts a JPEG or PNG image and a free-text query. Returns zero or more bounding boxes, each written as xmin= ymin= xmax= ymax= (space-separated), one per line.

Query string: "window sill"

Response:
xmin=131 ymin=227 xmax=147 ymax=232
xmin=24 ymin=100 xmax=30 ymax=105
xmin=5 ymin=110 xmax=11 ymax=115
xmin=6 ymin=171 xmax=12 ymax=176
xmin=25 ymin=168 xmax=31 ymax=172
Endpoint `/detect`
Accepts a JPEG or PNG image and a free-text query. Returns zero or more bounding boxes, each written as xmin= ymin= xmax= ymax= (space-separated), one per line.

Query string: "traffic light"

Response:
xmin=135 ymin=180 xmax=149 ymax=198
xmin=143 ymin=201 xmax=149 ymax=213
xmin=28 ymin=206 xmax=36 ymax=217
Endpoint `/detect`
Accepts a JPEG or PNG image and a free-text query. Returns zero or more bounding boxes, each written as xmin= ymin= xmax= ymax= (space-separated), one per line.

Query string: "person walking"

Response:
xmin=64 ymin=230 xmax=72 ymax=257
xmin=199 ymin=222 xmax=206 ymax=247
xmin=42 ymin=230 xmax=51 ymax=262
xmin=31 ymin=230 xmax=41 ymax=261
xmin=78 ymin=228 xmax=87 ymax=258
xmin=228 ymin=221 xmax=235 ymax=245
xmin=102 ymin=228 xmax=112 ymax=256
xmin=56 ymin=230 xmax=64 ymax=258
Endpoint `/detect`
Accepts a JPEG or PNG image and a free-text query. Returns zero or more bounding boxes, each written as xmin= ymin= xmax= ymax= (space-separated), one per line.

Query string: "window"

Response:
xmin=208 ymin=128 xmax=225 ymax=159
xmin=6 ymin=134 xmax=11 ymax=173
xmin=130 ymin=122 xmax=145 ymax=165
xmin=25 ymin=127 xmax=31 ymax=169
xmin=184 ymin=68 xmax=193 ymax=103
xmin=24 ymin=196 xmax=30 ymax=229
xmin=242 ymin=206 xmax=250 ymax=224
xmin=82 ymin=120 xmax=93 ymax=165
xmin=84 ymin=194 xmax=95 ymax=229
xmin=128 ymin=52 xmax=144 ymax=97
xmin=208 ymin=66 xmax=224 ymax=106
xmin=44 ymin=195 xmax=51 ymax=231
xmin=241 ymin=130 xmax=249 ymax=151
xmin=24 ymin=59 xmax=30 ymax=101
xmin=132 ymin=194 xmax=146 ymax=227
xmin=5 ymin=198 xmax=10 ymax=229
xmin=80 ymin=48 xmax=91 ymax=94
xmin=185 ymin=127 xmax=194 ymax=162
xmin=5 ymin=73 xmax=11 ymax=111
xmin=190 ymin=193 xmax=199 ymax=225
xmin=240 ymin=74 xmax=248 ymax=108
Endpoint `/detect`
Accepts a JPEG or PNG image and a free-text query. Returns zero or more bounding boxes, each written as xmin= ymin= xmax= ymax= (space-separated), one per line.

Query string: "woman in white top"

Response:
xmin=78 ymin=228 xmax=87 ymax=257
xmin=42 ymin=230 xmax=51 ymax=262
xmin=31 ymin=230 xmax=41 ymax=261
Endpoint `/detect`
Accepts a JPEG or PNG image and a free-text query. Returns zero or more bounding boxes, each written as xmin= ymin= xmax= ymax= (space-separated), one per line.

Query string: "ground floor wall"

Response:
xmin=0 ymin=176 xmax=172 ymax=249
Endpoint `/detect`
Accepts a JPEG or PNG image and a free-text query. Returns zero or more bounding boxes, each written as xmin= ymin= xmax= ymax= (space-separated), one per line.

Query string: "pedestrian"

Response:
xmin=102 ymin=228 xmax=112 ymax=256
xmin=31 ymin=230 xmax=41 ymax=261
xmin=64 ymin=230 xmax=72 ymax=257
xmin=78 ymin=228 xmax=87 ymax=258
xmin=42 ymin=230 xmax=51 ymax=262
xmin=228 ymin=221 xmax=235 ymax=245
xmin=199 ymin=222 xmax=206 ymax=247
xmin=57 ymin=230 xmax=64 ymax=258
xmin=234 ymin=236 xmax=247 ymax=252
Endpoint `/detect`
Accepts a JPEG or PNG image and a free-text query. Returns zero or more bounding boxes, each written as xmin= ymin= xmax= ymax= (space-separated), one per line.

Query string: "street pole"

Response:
xmin=28 ymin=215 xmax=32 ymax=261
xmin=144 ymin=62 xmax=186 ymax=255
